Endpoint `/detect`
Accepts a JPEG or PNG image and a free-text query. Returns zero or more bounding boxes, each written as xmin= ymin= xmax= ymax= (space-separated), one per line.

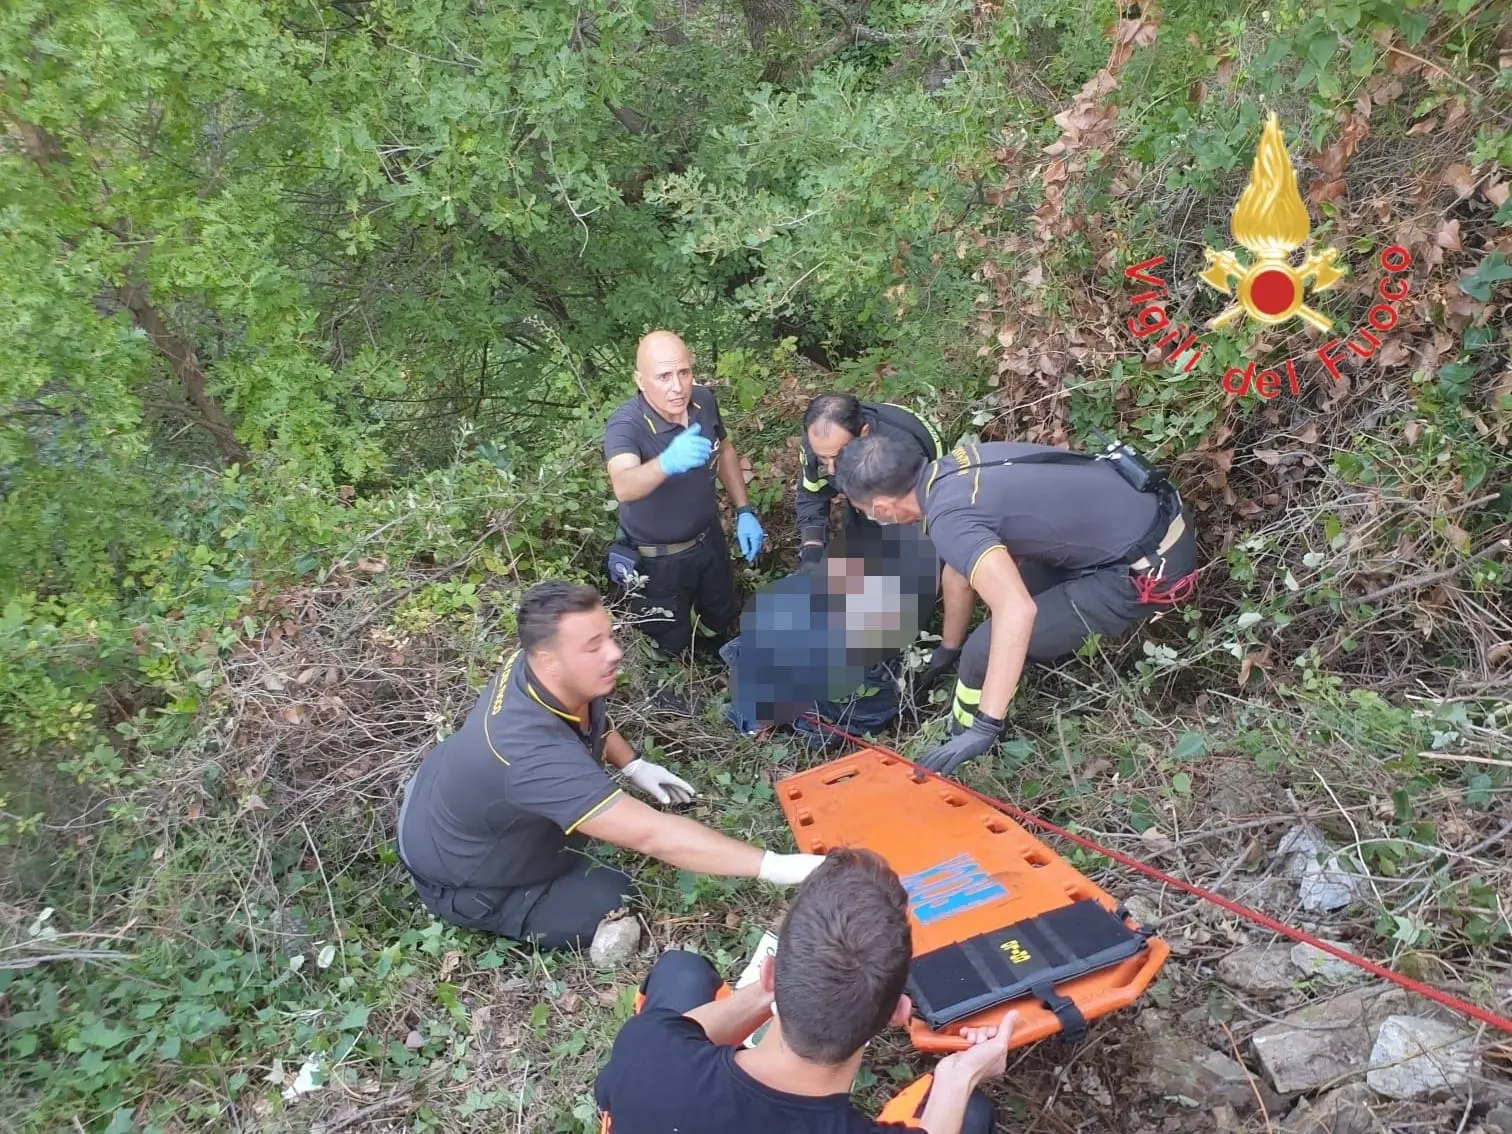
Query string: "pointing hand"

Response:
xmin=659 ymin=422 xmax=713 ymax=476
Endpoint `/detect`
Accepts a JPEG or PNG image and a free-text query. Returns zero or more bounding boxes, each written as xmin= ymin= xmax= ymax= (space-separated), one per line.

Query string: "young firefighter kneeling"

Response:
xmin=594 ymin=848 xmax=1013 ymax=1133
xmin=395 ymin=581 xmax=824 ymax=951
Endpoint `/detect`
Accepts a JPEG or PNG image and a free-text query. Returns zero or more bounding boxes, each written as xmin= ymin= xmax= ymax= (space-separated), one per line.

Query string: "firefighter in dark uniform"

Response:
xmin=835 ymin=433 xmax=1199 ymax=776
xmin=789 ymin=393 xmax=947 ymax=735
xmin=795 ymin=393 xmax=944 ymax=567
xmin=396 ymin=581 xmax=823 ymax=952
xmin=604 ymin=331 xmax=765 ymax=658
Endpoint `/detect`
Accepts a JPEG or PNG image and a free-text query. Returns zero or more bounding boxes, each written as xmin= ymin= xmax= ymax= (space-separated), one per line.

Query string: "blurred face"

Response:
xmin=824 ymin=555 xmax=864 ymax=594
xmin=635 ymin=335 xmax=694 ymax=422
xmin=806 ymin=421 xmax=866 ymax=475
xmin=535 ymin=606 xmax=623 ymax=703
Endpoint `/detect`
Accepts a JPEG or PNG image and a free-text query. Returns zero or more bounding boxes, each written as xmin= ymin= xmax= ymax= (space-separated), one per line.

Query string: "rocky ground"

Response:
xmin=972 ymin=819 xmax=1512 ymax=1134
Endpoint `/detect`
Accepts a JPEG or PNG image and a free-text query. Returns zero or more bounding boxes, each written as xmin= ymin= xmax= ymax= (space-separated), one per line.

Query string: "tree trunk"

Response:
xmin=742 ymin=0 xmax=796 ymax=82
xmin=8 ymin=116 xmax=252 ymax=467
xmin=117 ymin=281 xmax=251 ymax=466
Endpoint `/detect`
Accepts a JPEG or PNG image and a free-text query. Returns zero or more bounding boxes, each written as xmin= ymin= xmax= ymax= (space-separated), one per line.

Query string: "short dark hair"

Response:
xmin=516 ymin=581 xmax=603 ymax=653
xmin=833 ymin=431 xmax=926 ymax=508
xmin=773 ymin=848 xmax=913 ymax=1065
xmin=803 ymin=393 xmax=864 ymax=438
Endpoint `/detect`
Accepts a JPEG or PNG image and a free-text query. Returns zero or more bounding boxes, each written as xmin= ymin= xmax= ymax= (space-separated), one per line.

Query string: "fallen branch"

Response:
xmin=313 ymin=1092 xmax=415 ymax=1134
xmin=0 ymin=949 xmax=132 ymax=971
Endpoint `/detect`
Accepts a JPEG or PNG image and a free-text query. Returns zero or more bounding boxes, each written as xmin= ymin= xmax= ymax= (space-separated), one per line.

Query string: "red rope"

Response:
xmin=804 ymin=716 xmax=1512 ymax=1038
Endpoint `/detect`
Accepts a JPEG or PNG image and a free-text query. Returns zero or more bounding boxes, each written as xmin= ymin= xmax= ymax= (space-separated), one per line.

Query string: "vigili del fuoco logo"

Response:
xmin=1123 ymin=113 xmax=1414 ymax=399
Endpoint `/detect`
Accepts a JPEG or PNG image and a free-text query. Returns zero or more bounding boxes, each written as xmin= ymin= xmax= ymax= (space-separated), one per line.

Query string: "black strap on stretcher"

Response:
xmin=904 ymin=899 xmax=1153 ymax=1041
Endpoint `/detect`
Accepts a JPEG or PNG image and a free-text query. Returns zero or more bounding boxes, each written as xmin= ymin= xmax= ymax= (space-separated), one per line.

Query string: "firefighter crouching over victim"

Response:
xmin=395 ymin=581 xmax=824 ymax=951
xmin=835 ymin=433 xmax=1198 ymax=777
xmin=594 ymin=848 xmax=1012 ymax=1134
xmin=796 ymin=393 xmax=944 ymax=568
xmin=603 ymin=330 xmax=765 ymax=659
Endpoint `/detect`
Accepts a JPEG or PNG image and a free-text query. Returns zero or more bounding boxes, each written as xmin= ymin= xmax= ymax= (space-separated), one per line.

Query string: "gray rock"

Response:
xmin=1485 ymin=1104 xmax=1512 ymax=1134
xmin=1282 ymin=1083 xmax=1382 ymax=1134
xmin=1211 ymin=1103 xmax=1241 ymax=1132
xmin=1277 ymin=824 xmax=1364 ymax=913
xmin=1252 ymin=987 xmax=1409 ymax=1095
xmin=588 ymin=915 xmax=642 ymax=968
xmin=1124 ymin=893 xmax=1162 ymax=930
xmin=1365 ymin=1015 xmax=1479 ymax=1100
xmin=1291 ymin=941 xmax=1366 ymax=983
xmin=1216 ymin=944 xmax=1298 ymax=995
xmin=1139 ymin=1032 xmax=1285 ymax=1113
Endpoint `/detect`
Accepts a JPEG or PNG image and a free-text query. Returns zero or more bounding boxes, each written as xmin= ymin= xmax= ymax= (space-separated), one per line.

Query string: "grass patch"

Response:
xmin=3 ymin=563 xmax=1508 ymax=1132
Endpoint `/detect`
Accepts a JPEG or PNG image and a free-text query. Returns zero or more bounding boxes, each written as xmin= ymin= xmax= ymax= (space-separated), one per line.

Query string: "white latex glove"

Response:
xmin=621 ymin=757 xmax=695 ymax=806
xmin=758 ymin=851 xmax=828 ymax=886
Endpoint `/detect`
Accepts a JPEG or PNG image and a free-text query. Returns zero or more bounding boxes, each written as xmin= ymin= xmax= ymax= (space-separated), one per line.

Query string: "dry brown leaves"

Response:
xmin=1307 ymin=107 xmax=1371 ymax=205
xmin=1033 ymin=10 xmax=1158 ymax=244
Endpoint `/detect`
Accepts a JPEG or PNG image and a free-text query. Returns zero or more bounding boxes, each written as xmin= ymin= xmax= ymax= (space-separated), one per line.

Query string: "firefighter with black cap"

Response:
xmin=834 ymin=432 xmax=1198 ymax=776
xmin=795 ymin=393 xmax=944 ymax=567
xmin=603 ymin=331 xmax=765 ymax=658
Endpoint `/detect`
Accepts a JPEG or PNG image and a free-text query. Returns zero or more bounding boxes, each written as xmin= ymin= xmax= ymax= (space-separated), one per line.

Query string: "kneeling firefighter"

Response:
xmin=835 ymin=430 xmax=1199 ymax=775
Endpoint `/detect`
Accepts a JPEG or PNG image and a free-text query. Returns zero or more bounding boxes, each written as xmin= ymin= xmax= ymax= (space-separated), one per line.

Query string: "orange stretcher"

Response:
xmin=776 ymin=747 xmax=1169 ymax=1053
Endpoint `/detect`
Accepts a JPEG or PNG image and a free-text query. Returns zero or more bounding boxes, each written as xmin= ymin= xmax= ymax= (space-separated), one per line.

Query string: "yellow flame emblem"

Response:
xmin=1199 ymin=114 xmax=1345 ymax=331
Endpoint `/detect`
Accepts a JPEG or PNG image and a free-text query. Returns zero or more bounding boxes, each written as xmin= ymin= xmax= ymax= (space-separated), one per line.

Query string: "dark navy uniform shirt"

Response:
xmin=604 ymin=386 xmax=727 ymax=546
xmin=920 ymin=440 xmax=1160 ymax=585
xmin=398 ymin=651 xmax=621 ymax=891
xmin=797 ymin=402 xmax=943 ymax=546
xmin=595 ymin=1008 xmax=907 ymax=1133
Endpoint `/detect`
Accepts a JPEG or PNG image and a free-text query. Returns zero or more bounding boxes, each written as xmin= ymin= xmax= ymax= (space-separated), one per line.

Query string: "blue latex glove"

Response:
xmin=917 ymin=711 xmax=1003 ymax=777
xmin=736 ymin=507 xmax=765 ymax=562
xmin=658 ymin=422 xmax=712 ymax=476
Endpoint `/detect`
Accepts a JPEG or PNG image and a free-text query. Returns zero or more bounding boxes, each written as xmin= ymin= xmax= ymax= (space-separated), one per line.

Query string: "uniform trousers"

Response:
xmin=406 ymin=838 xmax=635 ymax=952
xmin=623 ymin=526 xmax=741 ymax=658
xmin=950 ymin=513 xmax=1198 ymax=729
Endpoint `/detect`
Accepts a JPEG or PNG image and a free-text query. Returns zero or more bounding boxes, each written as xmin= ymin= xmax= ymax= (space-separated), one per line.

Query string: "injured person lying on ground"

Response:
xmin=721 ymin=523 xmax=938 ymax=751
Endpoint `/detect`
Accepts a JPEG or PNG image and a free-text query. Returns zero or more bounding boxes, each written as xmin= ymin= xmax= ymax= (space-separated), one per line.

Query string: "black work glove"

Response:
xmin=914 ymin=645 xmax=961 ymax=694
xmin=917 ymin=711 xmax=1003 ymax=777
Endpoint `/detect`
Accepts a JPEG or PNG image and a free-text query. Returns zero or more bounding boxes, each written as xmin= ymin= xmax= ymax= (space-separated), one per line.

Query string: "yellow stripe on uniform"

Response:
xmin=802 ymin=475 xmax=829 ymax=492
xmin=565 ymin=789 xmax=624 ymax=835
xmin=967 ymin=544 xmax=1008 ymax=588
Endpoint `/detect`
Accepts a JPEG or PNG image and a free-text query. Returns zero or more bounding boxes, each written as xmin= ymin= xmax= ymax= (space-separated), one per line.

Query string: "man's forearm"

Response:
xmin=940 ymin=566 xmax=974 ymax=648
xmin=978 ymin=601 xmax=1033 ymax=719
xmin=610 ymin=458 xmax=669 ymax=504
xmin=603 ymin=729 xmax=636 ymax=770
xmin=644 ymin=813 xmax=766 ymax=877
xmin=684 ymin=980 xmax=773 ymax=1046
xmin=918 ymin=1065 xmax=977 ymax=1134
xmin=795 ymin=482 xmax=832 ymax=548
xmin=716 ymin=444 xmax=749 ymax=509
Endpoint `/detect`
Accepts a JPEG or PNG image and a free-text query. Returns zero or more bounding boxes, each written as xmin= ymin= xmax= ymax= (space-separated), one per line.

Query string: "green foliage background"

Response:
xmin=1 ymin=0 xmax=1509 ymax=1130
